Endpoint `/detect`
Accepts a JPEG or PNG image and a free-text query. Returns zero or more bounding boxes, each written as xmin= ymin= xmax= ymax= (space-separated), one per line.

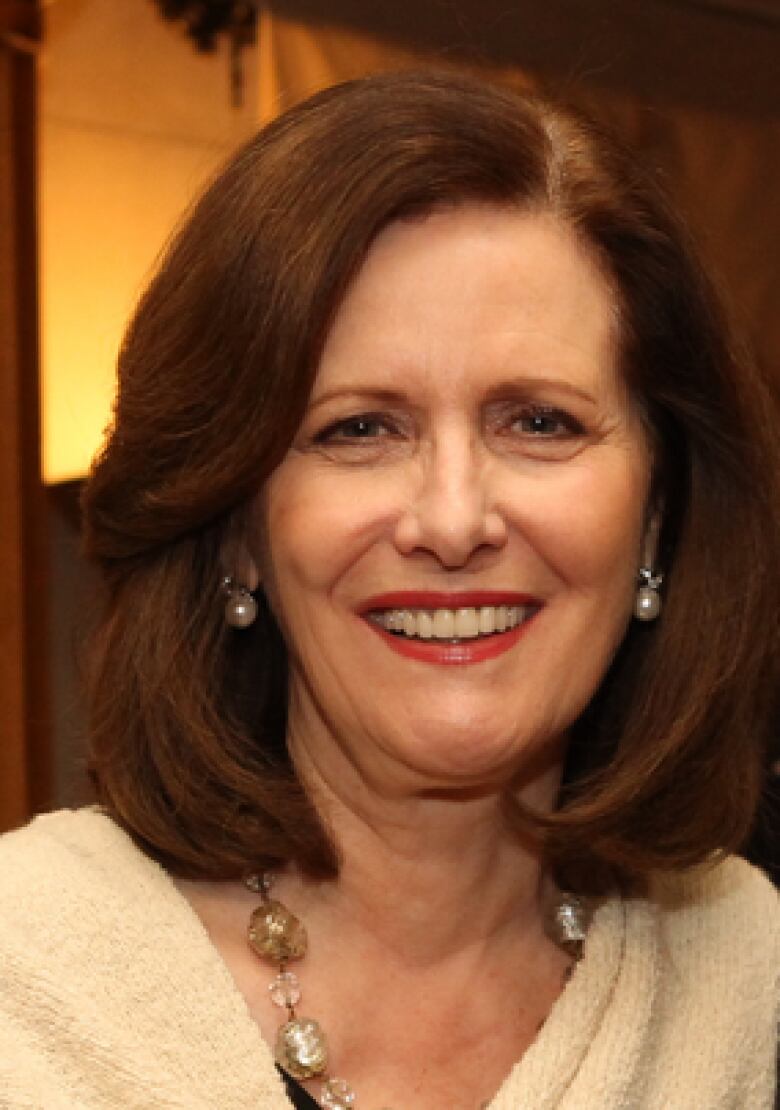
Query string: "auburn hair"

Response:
xmin=82 ymin=70 xmax=780 ymax=891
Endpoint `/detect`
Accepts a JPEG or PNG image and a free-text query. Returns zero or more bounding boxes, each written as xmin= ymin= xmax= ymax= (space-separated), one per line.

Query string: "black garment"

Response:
xmin=276 ymin=1066 xmax=321 ymax=1109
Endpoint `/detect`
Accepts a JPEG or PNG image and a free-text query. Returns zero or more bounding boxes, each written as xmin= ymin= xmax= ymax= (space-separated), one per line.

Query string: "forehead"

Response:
xmin=313 ymin=205 xmax=624 ymax=405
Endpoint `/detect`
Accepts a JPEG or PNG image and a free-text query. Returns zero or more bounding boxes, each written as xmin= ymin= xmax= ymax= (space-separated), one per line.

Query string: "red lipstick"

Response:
xmin=358 ymin=591 xmax=541 ymax=667
xmin=359 ymin=590 xmax=538 ymax=611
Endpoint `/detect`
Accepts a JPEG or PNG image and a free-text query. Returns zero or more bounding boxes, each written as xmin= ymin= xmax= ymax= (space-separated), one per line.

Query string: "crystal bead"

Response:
xmin=244 ymin=872 xmax=272 ymax=895
xmin=320 ymin=1077 xmax=356 ymax=1108
xmin=269 ymin=970 xmax=301 ymax=1008
xmin=275 ymin=1017 xmax=328 ymax=1078
xmin=249 ymin=898 xmax=308 ymax=963
xmin=547 ymin=893 xmax=589 ymax=958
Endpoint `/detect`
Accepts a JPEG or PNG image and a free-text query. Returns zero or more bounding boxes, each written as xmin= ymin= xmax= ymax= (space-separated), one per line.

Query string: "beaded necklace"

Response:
xmin=245 ymin=872 xmax=589 ymax=1109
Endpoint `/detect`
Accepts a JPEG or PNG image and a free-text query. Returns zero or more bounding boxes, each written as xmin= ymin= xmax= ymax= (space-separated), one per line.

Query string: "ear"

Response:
xmin=232 ymin=547 xmax=261 ymax=593
xmin=641 ymin=505 xmax=663 ymax=569
xmin=221 ymin=519 xmax=261 ymax=592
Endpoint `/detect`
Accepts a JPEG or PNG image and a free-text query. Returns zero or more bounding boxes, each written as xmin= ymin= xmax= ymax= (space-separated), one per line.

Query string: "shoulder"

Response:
xmin=0 ymin=805 xmax=141 ymax=864
xmin=645 ymin=856 xmax=778 ymax=1091
xmin=648 ymin=854 xmax=779 ymax=969
xmin=593 ymin=858 xmax=779 ymax=1107
xmin=0 ymin=806 xmax=164 ymax=906
xmin=0 ymin=816 xmax=292 ymax=1106
xmin=0 ymin=808 xmax=183 ymax=969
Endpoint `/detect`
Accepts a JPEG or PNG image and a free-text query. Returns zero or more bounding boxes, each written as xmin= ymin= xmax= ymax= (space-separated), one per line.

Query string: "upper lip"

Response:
xmin=358 ymin=591 xmax=542 ymax=613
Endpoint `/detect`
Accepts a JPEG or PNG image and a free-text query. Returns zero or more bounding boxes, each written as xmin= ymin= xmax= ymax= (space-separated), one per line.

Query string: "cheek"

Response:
xmin=256 ymin=466 xmax=388 ymax=614
xmin=511 ymin=458 xmax=648 ymax=590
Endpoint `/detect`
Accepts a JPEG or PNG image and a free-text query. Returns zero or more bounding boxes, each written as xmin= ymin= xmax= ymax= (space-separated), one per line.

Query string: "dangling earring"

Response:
xmin=222 ymin=575 xmax=258 ymax=629
xmin=634 ymin=566 xmax=663 ymax=621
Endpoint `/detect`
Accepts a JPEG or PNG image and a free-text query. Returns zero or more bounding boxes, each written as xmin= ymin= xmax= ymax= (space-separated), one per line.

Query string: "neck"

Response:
xmin=283 ymin=728 xmax=562 ymax=965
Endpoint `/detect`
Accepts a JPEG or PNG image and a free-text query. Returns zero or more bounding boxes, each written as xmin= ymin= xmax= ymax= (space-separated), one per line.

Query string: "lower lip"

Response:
xmin=364 ymin=617 xmax=535 ymax=665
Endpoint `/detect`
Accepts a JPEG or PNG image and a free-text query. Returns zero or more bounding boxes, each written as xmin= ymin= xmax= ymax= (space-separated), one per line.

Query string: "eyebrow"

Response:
xmin=307 ymin=387 xmax=408 ymax=411
xmin=307 ymin=376 xmax=599 ymax=411
xmin=483 ymin=376 xmax=599 ymax=407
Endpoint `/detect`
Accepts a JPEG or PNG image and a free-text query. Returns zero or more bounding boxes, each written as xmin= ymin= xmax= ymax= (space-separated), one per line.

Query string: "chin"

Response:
xmin=388 ymin=715 xmax=562 ymax=790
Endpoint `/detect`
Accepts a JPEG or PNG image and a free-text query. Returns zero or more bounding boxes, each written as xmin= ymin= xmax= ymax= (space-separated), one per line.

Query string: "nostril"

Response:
xmin=392 ymin=497 xmax=509 ymax=568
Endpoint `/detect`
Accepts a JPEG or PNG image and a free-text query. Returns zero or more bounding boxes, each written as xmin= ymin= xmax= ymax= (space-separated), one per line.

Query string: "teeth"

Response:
xmin=432 ymin=609 xmax=455 ymax=639
xmin=478 ymin=606 xmax=495 ymax=635
xmin=454 ymin=608 xmax=479 ymax=638
xmin=416 ymin=611 xmax=434 ymax=639
xmin=372 ymin=605 xmax=531 ymax=641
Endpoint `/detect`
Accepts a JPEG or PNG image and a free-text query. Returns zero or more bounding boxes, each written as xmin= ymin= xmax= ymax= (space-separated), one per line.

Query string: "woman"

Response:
xmin=1 ymin=71 xmax=778 ymax=1109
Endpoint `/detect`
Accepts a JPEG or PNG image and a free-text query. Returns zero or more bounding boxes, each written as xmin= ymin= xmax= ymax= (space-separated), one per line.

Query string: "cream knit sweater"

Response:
xmin=0 ymin=809 xmax=776 ymax=1109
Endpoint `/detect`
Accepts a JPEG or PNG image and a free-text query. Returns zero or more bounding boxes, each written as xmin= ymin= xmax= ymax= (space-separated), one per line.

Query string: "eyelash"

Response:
xmin=314 ymin=406 xmax=584 ymax=445
xmin=506 ymin=406 xmax=585 ymax=438
xmin=313 ymin=413 xmax=399 ymax=444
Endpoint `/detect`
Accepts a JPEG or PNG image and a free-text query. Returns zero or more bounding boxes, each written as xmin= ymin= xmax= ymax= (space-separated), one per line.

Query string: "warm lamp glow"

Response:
xmin=39 ymin=3 xmax=527 ymax=483
xmin=39 ymin=0 xmax=259 ymax=483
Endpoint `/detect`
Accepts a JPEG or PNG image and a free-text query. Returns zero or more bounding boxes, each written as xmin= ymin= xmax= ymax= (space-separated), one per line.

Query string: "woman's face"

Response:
xmin=248 ymin=206 xmax=652 ymax=797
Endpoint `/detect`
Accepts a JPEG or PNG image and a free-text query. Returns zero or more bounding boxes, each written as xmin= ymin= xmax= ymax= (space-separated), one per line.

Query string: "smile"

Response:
xmin=368 ymin=604 xmax=532 ymax=642
xmin=359 ymin=592 xmax=542 ymax=665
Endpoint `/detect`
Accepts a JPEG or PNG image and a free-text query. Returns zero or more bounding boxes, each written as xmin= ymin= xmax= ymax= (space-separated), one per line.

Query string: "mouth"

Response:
xmin=367 ymin=603 xmax=535 ymax=642
xmin=358 ymin=592 xmax=541 ymax=665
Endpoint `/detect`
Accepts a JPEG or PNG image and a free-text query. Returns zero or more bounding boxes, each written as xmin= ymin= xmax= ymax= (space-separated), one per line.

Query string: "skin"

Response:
xmin=180 ymin=206 xmax=654 ymax=1109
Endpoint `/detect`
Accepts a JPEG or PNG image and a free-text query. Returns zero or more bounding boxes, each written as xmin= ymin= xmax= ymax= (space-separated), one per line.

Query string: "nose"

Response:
xmin=392 ymin=431 xmax=508 ymax=568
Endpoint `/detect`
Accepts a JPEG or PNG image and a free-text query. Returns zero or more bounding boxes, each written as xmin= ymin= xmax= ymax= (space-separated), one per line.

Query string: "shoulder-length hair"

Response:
xmin=82 ymin=69 xmax=780 ymax=891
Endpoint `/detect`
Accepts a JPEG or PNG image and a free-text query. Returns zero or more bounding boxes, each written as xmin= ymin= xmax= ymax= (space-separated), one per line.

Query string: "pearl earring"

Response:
xmin=634 ymin=567 xmax=663 ymax=621
xmin=222 ymin=575 xmax=258 ymax=629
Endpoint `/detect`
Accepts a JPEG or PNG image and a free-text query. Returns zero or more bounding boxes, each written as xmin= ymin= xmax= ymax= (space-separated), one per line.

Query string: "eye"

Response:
xmin=314 ymin=413 xmax=397 ymax=444
xmin=490 ymin=401 xmax=589 ymax=461
xmin=307 ymin=411 xmax=408 ymax=465
xmin=510 ymin=405 xmax=584 ymax=438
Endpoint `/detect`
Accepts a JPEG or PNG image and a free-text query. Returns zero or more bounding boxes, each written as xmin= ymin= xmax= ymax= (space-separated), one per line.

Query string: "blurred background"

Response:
xmin=1 ymin=0 xmax=777 ymax=875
